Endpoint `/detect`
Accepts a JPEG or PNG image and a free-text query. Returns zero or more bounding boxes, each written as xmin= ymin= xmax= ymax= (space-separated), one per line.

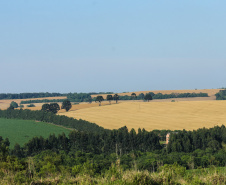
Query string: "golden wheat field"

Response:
xmin=59 ymin=100 xmax=226 ymax=131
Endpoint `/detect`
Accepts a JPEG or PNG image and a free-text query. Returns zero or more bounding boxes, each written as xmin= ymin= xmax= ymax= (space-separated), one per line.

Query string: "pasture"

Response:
xmin=60 ymin=100 xmax=226 ymax=131
xmin=0 ymin=118 xmax=71 ymax=148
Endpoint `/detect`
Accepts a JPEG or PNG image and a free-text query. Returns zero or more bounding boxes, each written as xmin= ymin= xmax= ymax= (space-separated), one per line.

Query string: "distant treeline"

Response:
xmin=89 ymin=92 xmax=114 ymax=95
xmin=215 ymin=90 xmax=226 ymax=100
xmin=0 ymin=92 xmax=65 ymax=100
xmin=119 ymin=92 xmax=208 ymax=100
xmin=0 ymin=109 xmax=107 ymax=133
xmin=21 ymin=99 xmax=67 ymax=104
xmin=0 ymin=92 xmax=112 ymax=101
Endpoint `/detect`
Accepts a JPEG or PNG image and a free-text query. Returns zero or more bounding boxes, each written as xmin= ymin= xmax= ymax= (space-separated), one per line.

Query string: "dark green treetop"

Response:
xmin=95 ymin=96 xmax=104 ymax=106
xmin=61 ymin=100 xmax=72 ymax=112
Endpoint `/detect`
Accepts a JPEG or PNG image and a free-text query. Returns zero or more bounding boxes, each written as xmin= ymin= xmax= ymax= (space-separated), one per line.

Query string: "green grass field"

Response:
xmin=0 ymin=118 xmax=71 ymax=149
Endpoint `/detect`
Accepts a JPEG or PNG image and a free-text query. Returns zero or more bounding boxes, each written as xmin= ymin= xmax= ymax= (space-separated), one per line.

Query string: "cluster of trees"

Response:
xmin=95 ymin=94 xmax=119 ymax=105
xmin=215 ymin=90 xmax=226 ymax=100
xmin=0 ymin=109 xmax=107 ymax=133
xmin=12 ymin=126 xmax=161 ymax=157
xmin=0 ymin=92 xmax=64 ymax=100
xmin=41 ymin=103 xmax=60 ymax=114
xmin=167 ymin=125 xmax=226 ymax=153
xmin=41 ymin=100 xmax=72 ymax=113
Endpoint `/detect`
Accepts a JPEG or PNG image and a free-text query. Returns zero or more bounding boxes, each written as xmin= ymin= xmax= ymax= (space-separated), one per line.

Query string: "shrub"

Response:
xmin=27 ymin=104 xmax=35 ymax=107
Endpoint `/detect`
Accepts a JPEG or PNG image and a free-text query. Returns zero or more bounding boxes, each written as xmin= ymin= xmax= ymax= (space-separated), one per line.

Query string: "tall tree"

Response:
xmin=138 ymin=93 xmax=145 ymax=100
xmin=10 ymin=101 xmax=18 ymax=108
xmin=61 ymin=100 xmax=72 ymax=112
xmin=106 ymin=95 xmax=113 ymax=104
xmin=131 ymin=93 xmax=137 ymax=100
xmin=7 ymin=105 xmax=15 ymax=110
xmin=144 ymin=93 xmax=153 ymax=102
xmin=95 ymin=96 xmax=104 ymax=106
xmin=88 ymin=96 xmax=92 ymax=104
xmin=114 ymin=94 xmax=119 ymax=104
xmin=49 ymin=103 xmax=60 ymax=114
xmin=41 ymin=104 xmax=50 ymax=112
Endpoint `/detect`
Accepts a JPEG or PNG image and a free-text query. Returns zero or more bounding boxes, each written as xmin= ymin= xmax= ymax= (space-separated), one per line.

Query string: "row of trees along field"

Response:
xmin=94 ymin=92 xmax=208 ymax=105
xmin=0 ymin=125 xmax=225 ymax=184
xmin=0 ymin=109 xmax=107 ymax=133
xmin=79 ymin=92 xmax=208 ymax=104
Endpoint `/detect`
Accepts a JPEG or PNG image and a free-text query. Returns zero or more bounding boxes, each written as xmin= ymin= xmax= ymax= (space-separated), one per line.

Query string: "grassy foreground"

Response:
xmin=1 ymin=163 xmax=225 ymax=185
xmin=0 ymin=118 xmax=71 ymax=148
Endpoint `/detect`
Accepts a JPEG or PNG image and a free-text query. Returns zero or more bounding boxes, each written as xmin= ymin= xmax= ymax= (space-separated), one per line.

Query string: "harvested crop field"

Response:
xmin=60 ymin=100 xmax=226 ymax=131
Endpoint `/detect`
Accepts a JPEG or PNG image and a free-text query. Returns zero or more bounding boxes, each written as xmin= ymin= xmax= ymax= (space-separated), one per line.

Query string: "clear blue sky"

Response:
xmin=1 ymin=1 xmax=226 ymax=93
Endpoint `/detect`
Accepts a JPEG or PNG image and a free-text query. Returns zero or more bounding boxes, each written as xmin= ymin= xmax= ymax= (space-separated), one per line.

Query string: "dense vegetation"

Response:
xmin=0 ymin=109 xmax=107 ymax=133
xmin=12 ymin=126 xmax=161 ymax=157
xmin=215 ymin=90 xmax=226 ymax=100
xmin=0 ymin=124 xmax=225 ymax=184
xmin=167 ymin=126 xmax=226 ymax=153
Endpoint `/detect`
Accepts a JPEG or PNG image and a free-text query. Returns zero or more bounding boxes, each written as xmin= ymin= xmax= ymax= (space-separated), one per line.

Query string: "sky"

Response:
xmin=1 ymin=0 xmax=226 ymax=93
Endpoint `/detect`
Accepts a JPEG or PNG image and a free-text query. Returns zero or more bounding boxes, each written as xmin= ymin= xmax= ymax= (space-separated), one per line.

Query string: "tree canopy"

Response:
xmin=131 ymin=93 xmax=137 ymax=100
xmin=106 ymin=95 xmax=113 ymax=104
xmin=95 ymin=96 xmax=104 ymax=106
xmin=10 ymin=101 xmax=18 ymax=108
xmin=41 ymin=103 xmax=60 ymax=114
xmin=61 ymin=100 xmax=72 ymax=112
xmin=144 ymin=93 xmax=153 ymax=102
xmin=114 ymin=94 xmax=119 ymax=103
